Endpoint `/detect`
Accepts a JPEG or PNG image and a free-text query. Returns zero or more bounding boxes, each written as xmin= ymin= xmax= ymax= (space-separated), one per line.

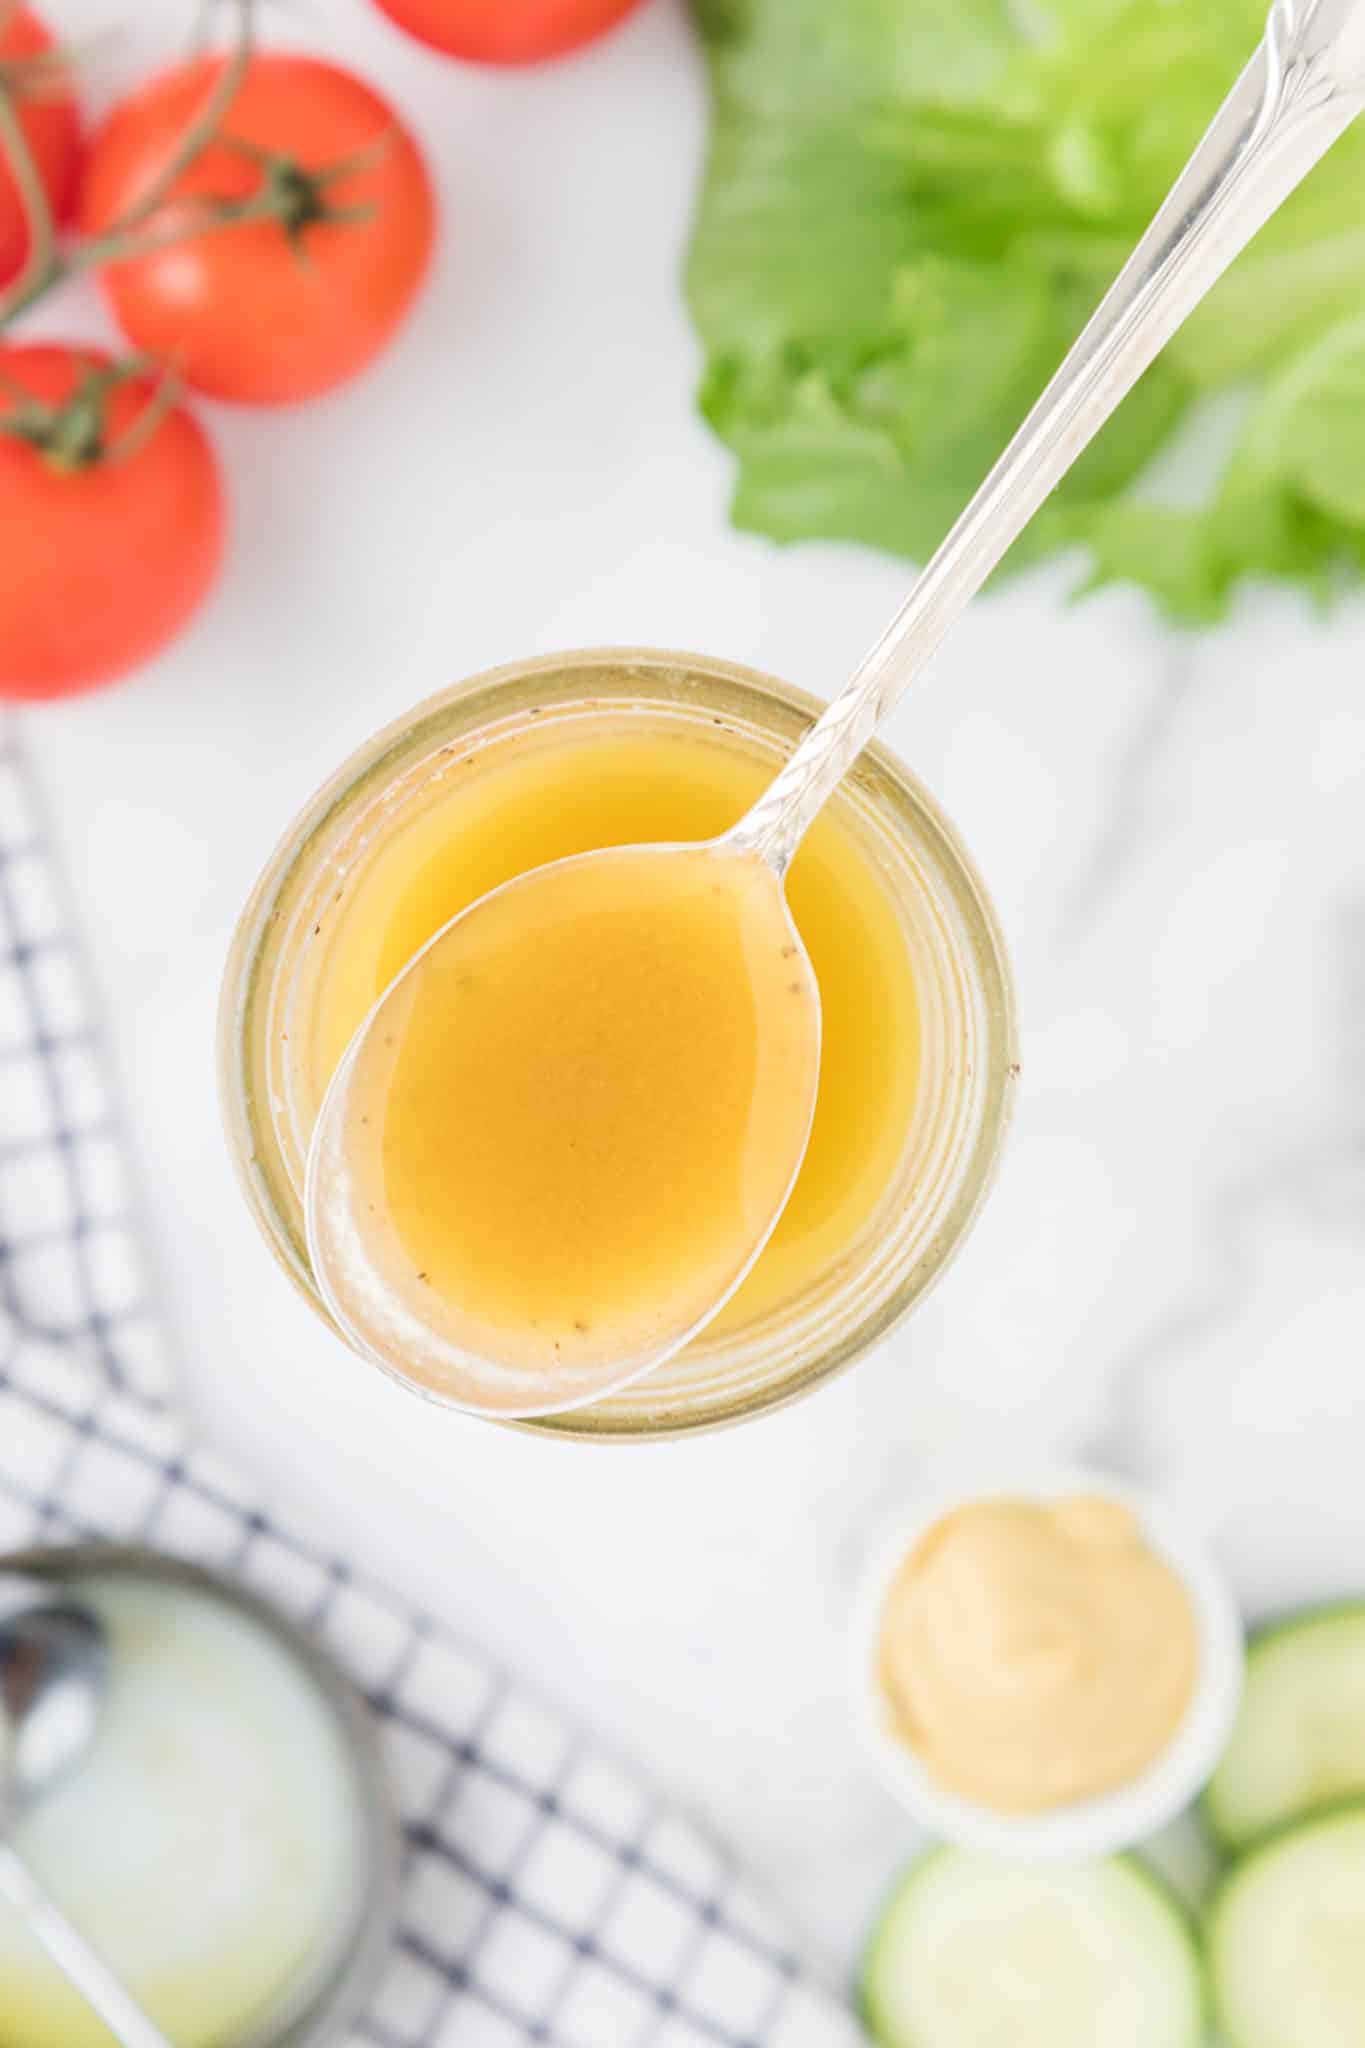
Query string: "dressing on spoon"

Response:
xmin=308 ymin=843 xmax=820 ymax=1415
xmin=308 ymin=0 xmax=1365 ymax=1417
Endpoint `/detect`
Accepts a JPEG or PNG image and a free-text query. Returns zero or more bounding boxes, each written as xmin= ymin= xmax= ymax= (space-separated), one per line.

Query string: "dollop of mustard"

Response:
xmin=877 ymin=1495 xmax=1199 ymax=1813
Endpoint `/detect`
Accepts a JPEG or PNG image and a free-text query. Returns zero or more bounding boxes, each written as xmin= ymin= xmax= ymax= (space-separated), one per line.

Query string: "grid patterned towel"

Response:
xmin=0 ymin=733 xmax=864 ymax=2048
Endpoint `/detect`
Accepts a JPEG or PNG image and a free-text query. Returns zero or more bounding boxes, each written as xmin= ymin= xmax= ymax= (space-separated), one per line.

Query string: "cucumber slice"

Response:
xmin=859 ymin=1849 xmax=1205 ymax=2048
xmin=1209 ymin=1802 xmax=1365 ymax=2048
xmin=1203 ymin=1604 xmax=1365 ymax=1851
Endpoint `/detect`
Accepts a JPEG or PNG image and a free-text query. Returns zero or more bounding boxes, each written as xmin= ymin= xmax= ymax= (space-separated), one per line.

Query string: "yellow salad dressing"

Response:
xmin=325 ymin=844 xmax=820 ymax=1396
xmin=303 ymin=715 xmax=921 ymax=1346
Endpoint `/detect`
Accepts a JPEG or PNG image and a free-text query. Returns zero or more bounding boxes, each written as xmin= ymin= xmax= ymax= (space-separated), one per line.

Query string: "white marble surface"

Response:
xmin=17 ymin=0 xmax=1365 ymax=1979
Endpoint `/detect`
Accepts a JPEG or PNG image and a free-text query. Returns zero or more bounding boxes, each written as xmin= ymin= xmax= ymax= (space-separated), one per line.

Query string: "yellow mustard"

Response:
xmin=877 ymin=1495 xmax=1199 ymax=1812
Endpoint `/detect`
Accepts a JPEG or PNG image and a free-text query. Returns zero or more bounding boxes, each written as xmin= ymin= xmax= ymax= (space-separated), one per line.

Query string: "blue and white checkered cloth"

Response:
xmin=0 ymin=729 xmax=865 ymax=2048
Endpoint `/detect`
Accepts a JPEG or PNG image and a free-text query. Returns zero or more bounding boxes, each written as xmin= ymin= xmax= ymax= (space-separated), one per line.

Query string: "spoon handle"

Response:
xmin=0 ymin=1840 xmax=176 ymax=2048
xmin=733 ymin=0 xmax=1365 ymax=874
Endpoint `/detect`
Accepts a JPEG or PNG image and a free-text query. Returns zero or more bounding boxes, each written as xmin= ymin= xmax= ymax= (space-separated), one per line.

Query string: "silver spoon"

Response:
xmin=0 ymin=1579 xmax=175 ymax=2048
xmin=309 ymin=0 xmax=1365 ymax=1419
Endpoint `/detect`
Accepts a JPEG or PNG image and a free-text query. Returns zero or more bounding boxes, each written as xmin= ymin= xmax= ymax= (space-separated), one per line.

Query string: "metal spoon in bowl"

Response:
xmin=308 ymin=0 xmax=1365 ymax=1420
xmin=0 ymin=1578 xmax=175 ymax=2048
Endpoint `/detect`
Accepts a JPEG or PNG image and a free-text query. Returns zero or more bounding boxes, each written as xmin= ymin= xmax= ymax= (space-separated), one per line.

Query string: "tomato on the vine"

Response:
xmin=371 ymin=0 xmax=648 ymax=65
xmin=0 ymin=346 xmax=225 ymax=700
xmin=80 ymin=54 xmax=435 ymax=405
xmin=0 ymin=6 xmax=81 ymax=288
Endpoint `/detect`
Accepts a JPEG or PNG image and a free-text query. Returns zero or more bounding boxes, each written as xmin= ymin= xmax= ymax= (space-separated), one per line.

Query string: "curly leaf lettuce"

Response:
xmin=686 ymin=0 xmax=1365 ymax=618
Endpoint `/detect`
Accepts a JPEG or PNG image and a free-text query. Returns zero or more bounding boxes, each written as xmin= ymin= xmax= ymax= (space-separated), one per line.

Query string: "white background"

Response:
xmin=17 ymin=0 xmax=1365 ymax=1972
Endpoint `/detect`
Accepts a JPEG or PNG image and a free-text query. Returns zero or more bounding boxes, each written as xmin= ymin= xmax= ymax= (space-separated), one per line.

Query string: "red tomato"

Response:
xmin=0 ymin=345 xmax=225 ymax=699
xmin=371 ymin=0 xmax=648 ymax=64
xmin=80 ymin=54 xmax=435 ymax=404
xmin=0 ymin=6 xmax=81 ymax=288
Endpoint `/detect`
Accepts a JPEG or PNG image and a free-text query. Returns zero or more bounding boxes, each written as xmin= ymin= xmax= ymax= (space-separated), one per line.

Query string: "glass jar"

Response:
xmin=218 ymin=649 xmax=1017 ymax=1440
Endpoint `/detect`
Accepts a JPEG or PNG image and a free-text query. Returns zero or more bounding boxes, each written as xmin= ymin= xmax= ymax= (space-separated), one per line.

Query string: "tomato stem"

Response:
xmin=0 ymin=350 xmax=168 ymax=471
xmin=107 ymin=0 xmax=257 ymax=242
xmin=0 ymin=0 xmax=256 ymax=328
xmin=0 ymin=46 xmax=75 ymax=104
xmin=0 ymin=0 xmax=389 ymax=336
xmin=305 ymin=126 xmax=398 ymax=188
xmin=216 ymin=123 xmax=392 ymax=234
xmin=0 ymin=63 xmax=60 ymax=313
xmin=310 ymin=201 xmax=378 ymax=228
xmin=104 ymin=355 xmax=184 ymax=466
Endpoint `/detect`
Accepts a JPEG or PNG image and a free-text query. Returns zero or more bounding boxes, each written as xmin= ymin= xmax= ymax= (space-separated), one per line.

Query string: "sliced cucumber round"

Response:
xmin=1203 ymin=1603 xmax=1365 ymax=1852
xmin=858 ymin=1848 xmax=1205 ymax=2048
xmin=1209 ymin=1801 xmax=1365 ymax=2048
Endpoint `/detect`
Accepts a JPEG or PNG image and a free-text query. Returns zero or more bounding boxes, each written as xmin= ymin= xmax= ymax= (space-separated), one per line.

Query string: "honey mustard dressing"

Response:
xmin=303 ymin=715 xmax=921 ymax=1359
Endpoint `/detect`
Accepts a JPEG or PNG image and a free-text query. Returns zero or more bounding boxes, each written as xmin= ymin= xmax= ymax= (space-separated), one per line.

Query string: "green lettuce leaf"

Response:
xmin=686 ymin=0 xmax=1365 ymax=619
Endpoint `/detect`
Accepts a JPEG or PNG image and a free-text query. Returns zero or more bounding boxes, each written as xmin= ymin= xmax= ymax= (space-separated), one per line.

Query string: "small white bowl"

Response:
xmin=853 ymin=1466 xmax=1245 ymax=1862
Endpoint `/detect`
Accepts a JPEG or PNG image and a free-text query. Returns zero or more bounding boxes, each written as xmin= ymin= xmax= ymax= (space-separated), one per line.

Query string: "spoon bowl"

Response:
xmin=307 ymin=838 xmax=821 ymax=1417
xmin=0 ymin=1595 xmax=105 ymax=1812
